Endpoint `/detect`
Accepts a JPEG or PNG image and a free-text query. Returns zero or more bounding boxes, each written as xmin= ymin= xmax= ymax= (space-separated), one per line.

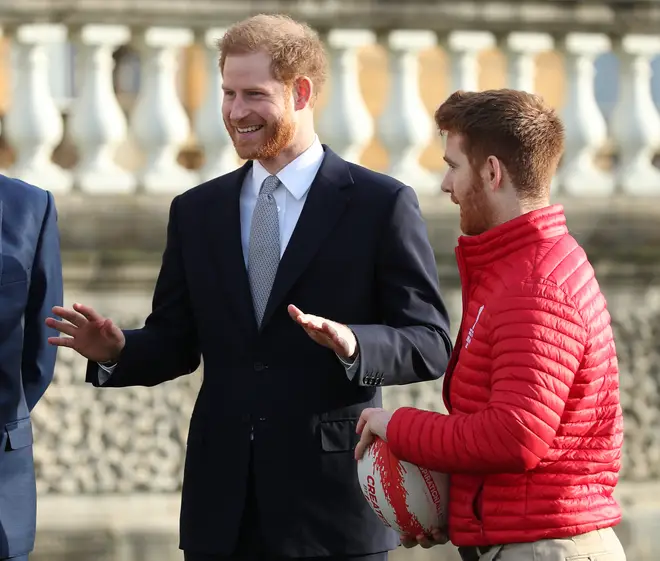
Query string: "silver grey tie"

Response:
xmin=248 ymin=175 xmax=281 ymax=326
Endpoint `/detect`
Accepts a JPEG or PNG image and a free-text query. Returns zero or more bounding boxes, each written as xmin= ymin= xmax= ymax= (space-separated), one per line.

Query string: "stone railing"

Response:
xmin=0 ymin=1 xmax=659 ymax=195
xmin=1 ymin=1 xmax=660 ymax=560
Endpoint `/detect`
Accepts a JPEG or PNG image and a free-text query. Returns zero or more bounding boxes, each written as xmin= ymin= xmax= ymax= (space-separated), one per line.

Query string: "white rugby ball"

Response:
xmin=357 ymin=436 xmax=448 ymax=536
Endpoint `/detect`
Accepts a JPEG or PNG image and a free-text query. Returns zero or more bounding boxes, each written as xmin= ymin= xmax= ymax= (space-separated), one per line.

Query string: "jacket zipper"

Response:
xmin=442 ymin=247 xmax=470 ymax=411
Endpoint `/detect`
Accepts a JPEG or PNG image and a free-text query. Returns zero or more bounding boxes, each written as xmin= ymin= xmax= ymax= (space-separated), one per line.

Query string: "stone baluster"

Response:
xmin=500 ymin=32 xmax=553 ymax=92
xmin=443 ymin=31 xmax=495 ymax=92
xmin=129 ymin=27 xmax=195 ymax=192
xmin=317 ymin=29 xmax=375 ymax=163
xmin=195 ymin=28 xmax=238 ymax=183
xmin=69 ymin=25 xmax=135 ymax=193
xmin=378 ymin=30 xmax=438 ymax=194
xmin=610 ymin=35 xmax=660 ymax=195
xmin=556 ymin=33 xmax=613 ymax=196
xmin=499 ymin=32 xmax=558 ymax=192
xmin=4 ymin=24 xmax=71 ymax=191
xmin=435 ymin=32 xmax=494 ymax=181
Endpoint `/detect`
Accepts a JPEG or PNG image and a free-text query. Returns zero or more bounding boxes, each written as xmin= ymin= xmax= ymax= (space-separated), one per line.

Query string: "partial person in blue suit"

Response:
xmin=0 ymin=174 xmax=63 ymax=561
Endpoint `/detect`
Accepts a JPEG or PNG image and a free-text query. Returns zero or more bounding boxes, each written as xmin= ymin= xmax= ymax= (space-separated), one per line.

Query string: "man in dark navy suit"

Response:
xmin=46 ymin=14 xmax=452 ymax=561
xmin=0 ymin=175 xmax=63 ymax=561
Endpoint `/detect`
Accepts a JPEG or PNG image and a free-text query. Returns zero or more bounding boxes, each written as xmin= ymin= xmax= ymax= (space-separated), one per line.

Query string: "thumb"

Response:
xmin=287 ymin=304 xmax=303 ymax=320
xmin=100 ymin=319 xmax=119 ymax=340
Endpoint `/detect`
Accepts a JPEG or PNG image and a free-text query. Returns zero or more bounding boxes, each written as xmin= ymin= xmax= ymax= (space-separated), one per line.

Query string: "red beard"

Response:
xmin=227 ymin=113 xmax=295 ymax=161
xmin=458 ymin=173 xmax=496 ymax=236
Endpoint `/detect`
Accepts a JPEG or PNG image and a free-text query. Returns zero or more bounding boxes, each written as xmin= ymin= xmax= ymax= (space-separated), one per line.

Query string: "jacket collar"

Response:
xmin=456 ymin=204 xmax=569 ymax=270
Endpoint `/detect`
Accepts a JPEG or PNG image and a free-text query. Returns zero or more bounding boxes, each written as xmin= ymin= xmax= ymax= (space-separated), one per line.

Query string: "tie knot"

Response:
xmin=260 ymin=175 xmax=280 ymax=196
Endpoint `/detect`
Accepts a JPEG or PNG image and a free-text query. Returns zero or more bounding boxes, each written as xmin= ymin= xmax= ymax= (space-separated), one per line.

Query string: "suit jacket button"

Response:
xmin=253 ymin=361 xmax=265 ymax=371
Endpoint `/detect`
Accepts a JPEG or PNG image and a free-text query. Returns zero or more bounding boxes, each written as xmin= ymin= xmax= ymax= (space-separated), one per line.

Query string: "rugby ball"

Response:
xmin=357 ymin=437 xmax=448 ymax=536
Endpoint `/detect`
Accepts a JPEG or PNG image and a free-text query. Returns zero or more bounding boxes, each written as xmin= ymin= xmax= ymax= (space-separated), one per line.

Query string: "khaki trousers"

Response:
xmin=478 ymin=528 xmax=626 ymax=561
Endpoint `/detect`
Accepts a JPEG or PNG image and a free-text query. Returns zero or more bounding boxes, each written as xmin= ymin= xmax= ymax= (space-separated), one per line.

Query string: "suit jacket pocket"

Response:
xmin=319 ymin=419 xmax=359 ymax=452
xmin=4 ymin=417 xmax=34 ymax=450
xmin=0 ymin=254 xmax=28 ymax=286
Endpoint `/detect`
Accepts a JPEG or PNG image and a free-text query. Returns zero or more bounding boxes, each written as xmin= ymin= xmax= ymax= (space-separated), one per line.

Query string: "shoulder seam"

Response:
xmin=522 ymin=277 xmax=588 ymax=332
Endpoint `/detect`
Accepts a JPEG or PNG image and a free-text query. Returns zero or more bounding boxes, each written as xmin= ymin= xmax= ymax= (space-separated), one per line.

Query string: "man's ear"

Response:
xmin=293 ymin=76 xmax=313 ymax=110
xmin=484 ymin=155 xmax=503 ymax=192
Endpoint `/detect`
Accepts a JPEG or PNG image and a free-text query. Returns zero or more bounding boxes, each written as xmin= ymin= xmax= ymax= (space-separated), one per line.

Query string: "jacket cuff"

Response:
xmin=386 ymin=406 xmax=418 ymax=460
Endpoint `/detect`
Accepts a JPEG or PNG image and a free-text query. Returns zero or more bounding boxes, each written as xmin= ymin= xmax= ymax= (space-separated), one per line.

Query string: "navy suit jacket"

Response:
xmin=0 ymin=175 xmax=62 ymax=559
xmin=86 ymin=146 xmax=451 ymax=557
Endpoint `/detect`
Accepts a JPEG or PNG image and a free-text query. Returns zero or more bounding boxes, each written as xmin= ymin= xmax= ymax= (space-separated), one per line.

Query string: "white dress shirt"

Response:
xmin=240 ymin=136 xmax=322 ymax=264
xmin=98 ymin=136 xmax=360 ymax=383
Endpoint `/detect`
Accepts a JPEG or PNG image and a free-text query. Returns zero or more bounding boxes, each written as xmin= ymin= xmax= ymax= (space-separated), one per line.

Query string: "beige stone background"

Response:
xmin=0 ymin=39 xmax=565 ymax=173
xmin=180 ymin=43 xmax=564 ymax=172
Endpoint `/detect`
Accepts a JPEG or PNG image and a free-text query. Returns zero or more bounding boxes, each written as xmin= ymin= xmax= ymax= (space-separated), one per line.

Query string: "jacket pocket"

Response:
xmin=0 ymin=254 xmax=28 ymax=286
xmin=319 ymin=419 xmax=359 ymax=452
xmin=472 ymin=481 xmax=484 ymax=522
xmin=4 ymin=417 xmax=33 ymax=450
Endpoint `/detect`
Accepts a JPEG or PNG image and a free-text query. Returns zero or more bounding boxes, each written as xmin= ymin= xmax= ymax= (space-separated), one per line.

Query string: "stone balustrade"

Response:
xmin=0 ymin=2 xmax=659 ymax=195
xmin=1 ymin=1 xmax=660 ymax=560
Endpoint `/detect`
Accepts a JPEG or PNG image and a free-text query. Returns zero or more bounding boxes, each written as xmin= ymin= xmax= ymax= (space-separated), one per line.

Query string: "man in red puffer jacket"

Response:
xmin=355 ymin=89 xmax=626 ymax=561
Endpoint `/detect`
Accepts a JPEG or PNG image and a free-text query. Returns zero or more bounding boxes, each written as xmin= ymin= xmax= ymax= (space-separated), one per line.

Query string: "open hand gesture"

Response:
xmin=46 ymin=303 xmax=125 ymax=363
xmin=288 ymin=304 xmax=357 ymax=359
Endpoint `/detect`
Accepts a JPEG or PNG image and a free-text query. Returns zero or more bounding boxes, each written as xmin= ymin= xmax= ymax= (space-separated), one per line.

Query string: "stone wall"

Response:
xmin=26 ymin=194 xmax=660 ymax=560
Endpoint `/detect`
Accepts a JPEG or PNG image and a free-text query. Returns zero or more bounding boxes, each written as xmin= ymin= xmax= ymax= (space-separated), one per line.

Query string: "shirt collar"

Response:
xmin=251 ymin=136 xmax=324 ymax=200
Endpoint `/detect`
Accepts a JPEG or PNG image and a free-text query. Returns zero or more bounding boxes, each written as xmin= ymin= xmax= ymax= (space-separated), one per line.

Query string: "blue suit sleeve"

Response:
xmin=22 ymin=191 xmax=63 ymax=410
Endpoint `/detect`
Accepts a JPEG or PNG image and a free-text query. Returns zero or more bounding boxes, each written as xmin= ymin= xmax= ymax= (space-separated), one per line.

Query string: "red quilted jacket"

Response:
xmin=387 ymin=205 xmax=623 ymax=546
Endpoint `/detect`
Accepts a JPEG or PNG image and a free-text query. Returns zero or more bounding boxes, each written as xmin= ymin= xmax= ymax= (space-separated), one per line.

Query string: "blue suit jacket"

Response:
xmin=0 ymin=175 xmax=62 ymax=559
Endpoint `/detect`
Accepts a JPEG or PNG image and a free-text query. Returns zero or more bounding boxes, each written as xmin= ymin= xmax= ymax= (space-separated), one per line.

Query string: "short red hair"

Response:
xmin=434 ymin=89 xmax=565 ymax=201
xmin=217 ymin=14 xmax=328 ymax=106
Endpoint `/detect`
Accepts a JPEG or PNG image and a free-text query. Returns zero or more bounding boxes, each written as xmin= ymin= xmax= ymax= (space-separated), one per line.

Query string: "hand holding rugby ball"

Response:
xmin=357 ymin=436 xmax=449 ymax=537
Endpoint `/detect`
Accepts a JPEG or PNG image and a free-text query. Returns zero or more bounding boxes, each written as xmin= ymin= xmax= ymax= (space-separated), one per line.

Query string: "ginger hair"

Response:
xmin=435 ymin=89 xmax=565 ymax=201
xmin=217 ymin=14 xmax=328 ymax=106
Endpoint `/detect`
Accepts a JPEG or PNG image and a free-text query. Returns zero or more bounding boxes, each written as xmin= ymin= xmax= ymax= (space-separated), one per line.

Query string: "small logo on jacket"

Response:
xmin=465 ymin=305 xmax=485 ymax=349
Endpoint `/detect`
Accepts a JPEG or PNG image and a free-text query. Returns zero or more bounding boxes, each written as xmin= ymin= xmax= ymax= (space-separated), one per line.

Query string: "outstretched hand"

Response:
xmin=46 ymin=303 xmax=125 ymax=363
xmin=288 ymin=304 xmax=357 ymax=359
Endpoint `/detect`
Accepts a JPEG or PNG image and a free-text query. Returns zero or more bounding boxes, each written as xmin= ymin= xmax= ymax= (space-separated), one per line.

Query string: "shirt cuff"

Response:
xmin=97 ymin=362 xmax=117 ymax=385
xmin=337 ymin=350 xmax=361 ymax=382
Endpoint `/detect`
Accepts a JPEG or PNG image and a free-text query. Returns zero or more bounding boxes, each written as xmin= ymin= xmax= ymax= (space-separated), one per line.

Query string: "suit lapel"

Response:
xmin=260 ymin=146 xmax=353 ymax=328
xmin=205 ymin=160 xmax=258 ymax=337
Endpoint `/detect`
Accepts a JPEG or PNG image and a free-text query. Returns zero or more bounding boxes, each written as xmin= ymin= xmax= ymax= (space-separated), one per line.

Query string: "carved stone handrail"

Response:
xmin=53 ymin=194 xmax=660 ymax=285
xmin=1 ymin=0 xmax=660 ymax=33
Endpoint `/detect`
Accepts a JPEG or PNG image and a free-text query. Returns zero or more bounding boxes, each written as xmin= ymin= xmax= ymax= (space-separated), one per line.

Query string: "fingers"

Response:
xmin=288 ymin=305 xmax=324 ymax=330
xmin=431 ymin=528 xmax=448 ymax=544
xmin=289 ymin=307 xmax=351 ymax=357
xmin=416 ymin=534 xmax=435 ymax=548
xmin=399 ymin=532 xmax=444 ymax=549
xmin=73 ymin=302 xmax=103 ymax=322
xmin=301 ymin=315 xmax=324 ymax=330
xmin=356 ymin=409 xmax=373 ymax=434
xmin=45 ymin=317 xmax=78 ymax=337
xmin=321 ymin=321 xmax=337 ymax=337
xmin=100 ymin=318 xmax=118 ymax=339
xmin=400 ymin=535 xmax=417 ymax=548
xmin=288 ymin=305 xmax=323 ymax=330
xmin=287 ymin=304 xmax=303 ymax=320
xmin=51 ymin=306 xmax=89 ymax=328
xmin=321 ymin=321 xmax=348 ymax=351
xmin=354 ymin=427 xmax=374 ymax=460
xmin=413 ymin=529 xmax=448 ymax=548
xmin=47 ymin=336 xmax=76 ymax=348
